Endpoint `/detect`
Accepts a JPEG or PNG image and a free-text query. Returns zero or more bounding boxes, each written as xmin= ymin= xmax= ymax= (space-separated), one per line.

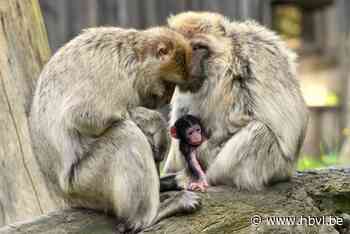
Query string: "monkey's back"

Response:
xmin=29 ymin=27 xmax=140 ymax=202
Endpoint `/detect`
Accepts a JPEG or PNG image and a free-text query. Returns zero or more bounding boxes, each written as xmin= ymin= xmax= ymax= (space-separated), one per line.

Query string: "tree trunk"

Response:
xmin=1 ymin=169 xmax=350 ymax=234
xmin=0 ymin=0 xmax=55 ymax=227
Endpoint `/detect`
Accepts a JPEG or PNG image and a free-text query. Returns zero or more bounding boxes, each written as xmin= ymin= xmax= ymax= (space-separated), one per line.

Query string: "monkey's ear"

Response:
xmin=170 ymin=126 xmax=178 ymax=138
xmin=157 ymin=43 xmax=170 ymax=61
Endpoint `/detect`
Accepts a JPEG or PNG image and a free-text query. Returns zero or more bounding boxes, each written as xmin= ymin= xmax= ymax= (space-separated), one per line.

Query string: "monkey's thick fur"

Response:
xmin=129 ymin=107 xmax=170 ymax=175
xmin=164 ymin=12 xmax=309 ymax=191
xmin=30 ymin=27 xmax=201 ymax=232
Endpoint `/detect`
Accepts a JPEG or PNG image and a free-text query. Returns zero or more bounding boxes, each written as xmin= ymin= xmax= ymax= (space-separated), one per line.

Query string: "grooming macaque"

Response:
xmin=164 ymin=12 xmax=309 ymax=191
xmin=30 ymin=26 xmax=208 ymax=232
xmin=170 ymin=115 xmax=208 ymax=192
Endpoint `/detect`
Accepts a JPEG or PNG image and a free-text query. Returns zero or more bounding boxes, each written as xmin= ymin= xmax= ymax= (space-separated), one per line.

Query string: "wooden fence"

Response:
xmin=39 ymin=0 xmax=271 ymax=51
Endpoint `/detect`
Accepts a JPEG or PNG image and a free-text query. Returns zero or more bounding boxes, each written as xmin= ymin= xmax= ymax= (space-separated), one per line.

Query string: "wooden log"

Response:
xmin=1 ymin=169 xmax=350 ymax=233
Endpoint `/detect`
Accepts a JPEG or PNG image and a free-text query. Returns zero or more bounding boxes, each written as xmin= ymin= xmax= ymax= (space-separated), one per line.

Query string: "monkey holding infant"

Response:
xmin=29 ymin=9 xmax=309 ymax=233
xmin=165 ymin=12 xmax=309 ymax=191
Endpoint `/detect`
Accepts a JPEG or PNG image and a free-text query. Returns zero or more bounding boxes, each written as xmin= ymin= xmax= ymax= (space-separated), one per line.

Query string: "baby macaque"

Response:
xmin=170 ymin=115 xmax=208 ymax=192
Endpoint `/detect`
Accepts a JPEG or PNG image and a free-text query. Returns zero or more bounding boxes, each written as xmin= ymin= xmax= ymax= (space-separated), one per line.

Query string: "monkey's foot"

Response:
xmin=188 ymin=179 xmax=209 ymax=192
xmin=154 ymin=190 xmax=201 ymax=224
xmin=114 ymin=221 xmax=141 ymax=234
xmin=178 ymin=191 xmax=202 ymax=213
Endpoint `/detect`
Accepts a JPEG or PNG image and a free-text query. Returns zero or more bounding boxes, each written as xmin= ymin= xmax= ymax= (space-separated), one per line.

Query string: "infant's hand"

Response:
xmin=187 ymin=178 xmax=209 ymax=192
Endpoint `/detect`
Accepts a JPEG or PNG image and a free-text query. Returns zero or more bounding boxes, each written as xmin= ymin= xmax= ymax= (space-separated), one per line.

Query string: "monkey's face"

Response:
xmin=167 ymin=12 xmax=231 ymax=91
xmin=142 ymin=27 xmax=210 ymax=94
xmin=185 ymin=124 xmax=203 ymax=146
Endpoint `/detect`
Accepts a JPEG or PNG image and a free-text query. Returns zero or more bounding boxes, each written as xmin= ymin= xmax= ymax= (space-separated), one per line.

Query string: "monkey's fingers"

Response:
xmin=151 ymin=190 xmax=201 ymax=226
xmin=200 ymin=179 xmax=209 ymax=190
xmin=188 ymin=181 xmax=207 ymax=192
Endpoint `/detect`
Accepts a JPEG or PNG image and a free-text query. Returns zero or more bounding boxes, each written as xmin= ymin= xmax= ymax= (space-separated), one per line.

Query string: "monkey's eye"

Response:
xmin=158 ymin=47 xmax=169 ymax=57
xmin=187 ymin=125 xmax=201 ymax=136
xmin=187 ymin=129 xmax=194 ymax=136
xmin=192 ymin=43 xmax=209 ymax=52
xmin=192 ymin=125 xmax=201 ymax=132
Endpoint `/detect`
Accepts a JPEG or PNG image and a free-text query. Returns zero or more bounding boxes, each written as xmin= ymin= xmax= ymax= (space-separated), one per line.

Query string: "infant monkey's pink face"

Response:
xmin=186 ymin=124 xmax=202 ymax=146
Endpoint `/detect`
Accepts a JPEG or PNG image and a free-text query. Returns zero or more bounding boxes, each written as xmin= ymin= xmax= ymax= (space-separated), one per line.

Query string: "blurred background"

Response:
xmin=38 ymin=0 xmax=350 ymax=170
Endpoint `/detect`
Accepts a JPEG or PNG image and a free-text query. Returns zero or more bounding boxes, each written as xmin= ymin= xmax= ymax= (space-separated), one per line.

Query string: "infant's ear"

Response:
xmin=170 ymin=126 xmax=178 ymax=138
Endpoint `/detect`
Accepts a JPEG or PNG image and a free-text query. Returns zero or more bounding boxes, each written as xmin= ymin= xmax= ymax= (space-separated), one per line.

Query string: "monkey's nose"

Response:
xmin=189 ymin=47 xmax=209 ymax=80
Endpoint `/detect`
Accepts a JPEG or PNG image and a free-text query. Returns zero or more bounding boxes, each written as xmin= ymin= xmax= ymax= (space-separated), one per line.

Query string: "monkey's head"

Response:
xmin=170 ymin=115 xmax=206 ymax=147
xmin=167 ymin=12 xmax=233 ymax=90
xmin=135 ymin=27 xmax=210 ymax=108
xmin=168 ymin=11 xmax=227 ymax=39
xmin=167 ymin=12 xmax=231 ymax=58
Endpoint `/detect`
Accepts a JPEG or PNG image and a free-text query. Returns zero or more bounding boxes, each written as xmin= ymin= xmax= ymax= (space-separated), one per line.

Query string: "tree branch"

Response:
xmin=1 ymin=169 xmax=350 ymax=234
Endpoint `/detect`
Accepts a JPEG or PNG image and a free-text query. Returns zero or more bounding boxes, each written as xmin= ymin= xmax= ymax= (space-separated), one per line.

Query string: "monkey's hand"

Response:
xmin=188 ymin=177 xmax=209 ymax=192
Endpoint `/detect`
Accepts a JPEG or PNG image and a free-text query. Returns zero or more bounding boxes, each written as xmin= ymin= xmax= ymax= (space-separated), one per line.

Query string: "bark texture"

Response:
xmin=1 ymin=169 xmax=350 ymax=234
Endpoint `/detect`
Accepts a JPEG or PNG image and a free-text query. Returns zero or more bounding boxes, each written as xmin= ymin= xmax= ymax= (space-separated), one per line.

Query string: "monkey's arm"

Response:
xmin=189 ymin=151 xmax=206 ymax=179
xmin=187 ymin=151 xmax=209 ymax=192
xmin=65 ymin=102 xmax=126 ymax=137
xmin=197 ymin=113 xmax=251 ymax=167
xmin=195 ymin=139 xmax=224 ymax=169
xmin=164 ymin=154 xmax=209 ymax=192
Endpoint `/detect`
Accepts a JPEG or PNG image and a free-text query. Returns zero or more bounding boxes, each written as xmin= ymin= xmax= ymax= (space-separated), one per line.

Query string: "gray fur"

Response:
xmin=129 ymin=107 xmax=170 ymax=174
xmin=30 ymin=26 xmax=201 ymax=232
xmin=165 ymin=12 xmax=309 ymax=191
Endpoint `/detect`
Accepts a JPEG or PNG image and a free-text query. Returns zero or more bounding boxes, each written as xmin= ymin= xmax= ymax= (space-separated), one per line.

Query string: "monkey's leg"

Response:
xmin=61 ymin=120 xmax=160 ymax=232
xmin=206 ymin=121 xmax=294 ymax=191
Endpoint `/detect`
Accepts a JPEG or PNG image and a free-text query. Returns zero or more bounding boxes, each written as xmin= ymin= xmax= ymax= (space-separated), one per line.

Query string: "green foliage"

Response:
xmin=325 ymin=91 xmax=339 ymax=107
xmin=298 ymin=152 xmax=339 ymax=171
xmin=272 ymin=5 xmax=302 ymax=39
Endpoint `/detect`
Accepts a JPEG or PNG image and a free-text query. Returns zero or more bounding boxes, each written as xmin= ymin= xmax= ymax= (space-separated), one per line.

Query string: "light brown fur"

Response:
xmin=30 ymin=26 xmax=202 ymax=232
xmin=165 ymin=12 xmax=309 ymax=191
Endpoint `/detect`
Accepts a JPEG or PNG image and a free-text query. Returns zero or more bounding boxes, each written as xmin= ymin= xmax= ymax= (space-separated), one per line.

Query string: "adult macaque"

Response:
xmin=30 ymin=26 xmax=208 ymax=232
xmin=164 ymin=12 xmax=309 ymax=191
xmin=170 ymin=115 xmax=208 ymax=192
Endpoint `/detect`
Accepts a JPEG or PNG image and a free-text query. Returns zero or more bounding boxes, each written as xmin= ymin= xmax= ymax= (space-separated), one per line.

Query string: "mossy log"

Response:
xmin=1 ymin=169 xmax=350 ymax=234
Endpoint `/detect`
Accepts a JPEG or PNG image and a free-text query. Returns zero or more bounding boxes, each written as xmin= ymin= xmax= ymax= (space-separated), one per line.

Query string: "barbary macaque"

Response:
xmin=164 ymin=12 xmax=309 ymax=191
xmin=170 ymin=115 xmax=208 ymax=192
xmin=30 ymin=26 xmax=209 ymax=232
